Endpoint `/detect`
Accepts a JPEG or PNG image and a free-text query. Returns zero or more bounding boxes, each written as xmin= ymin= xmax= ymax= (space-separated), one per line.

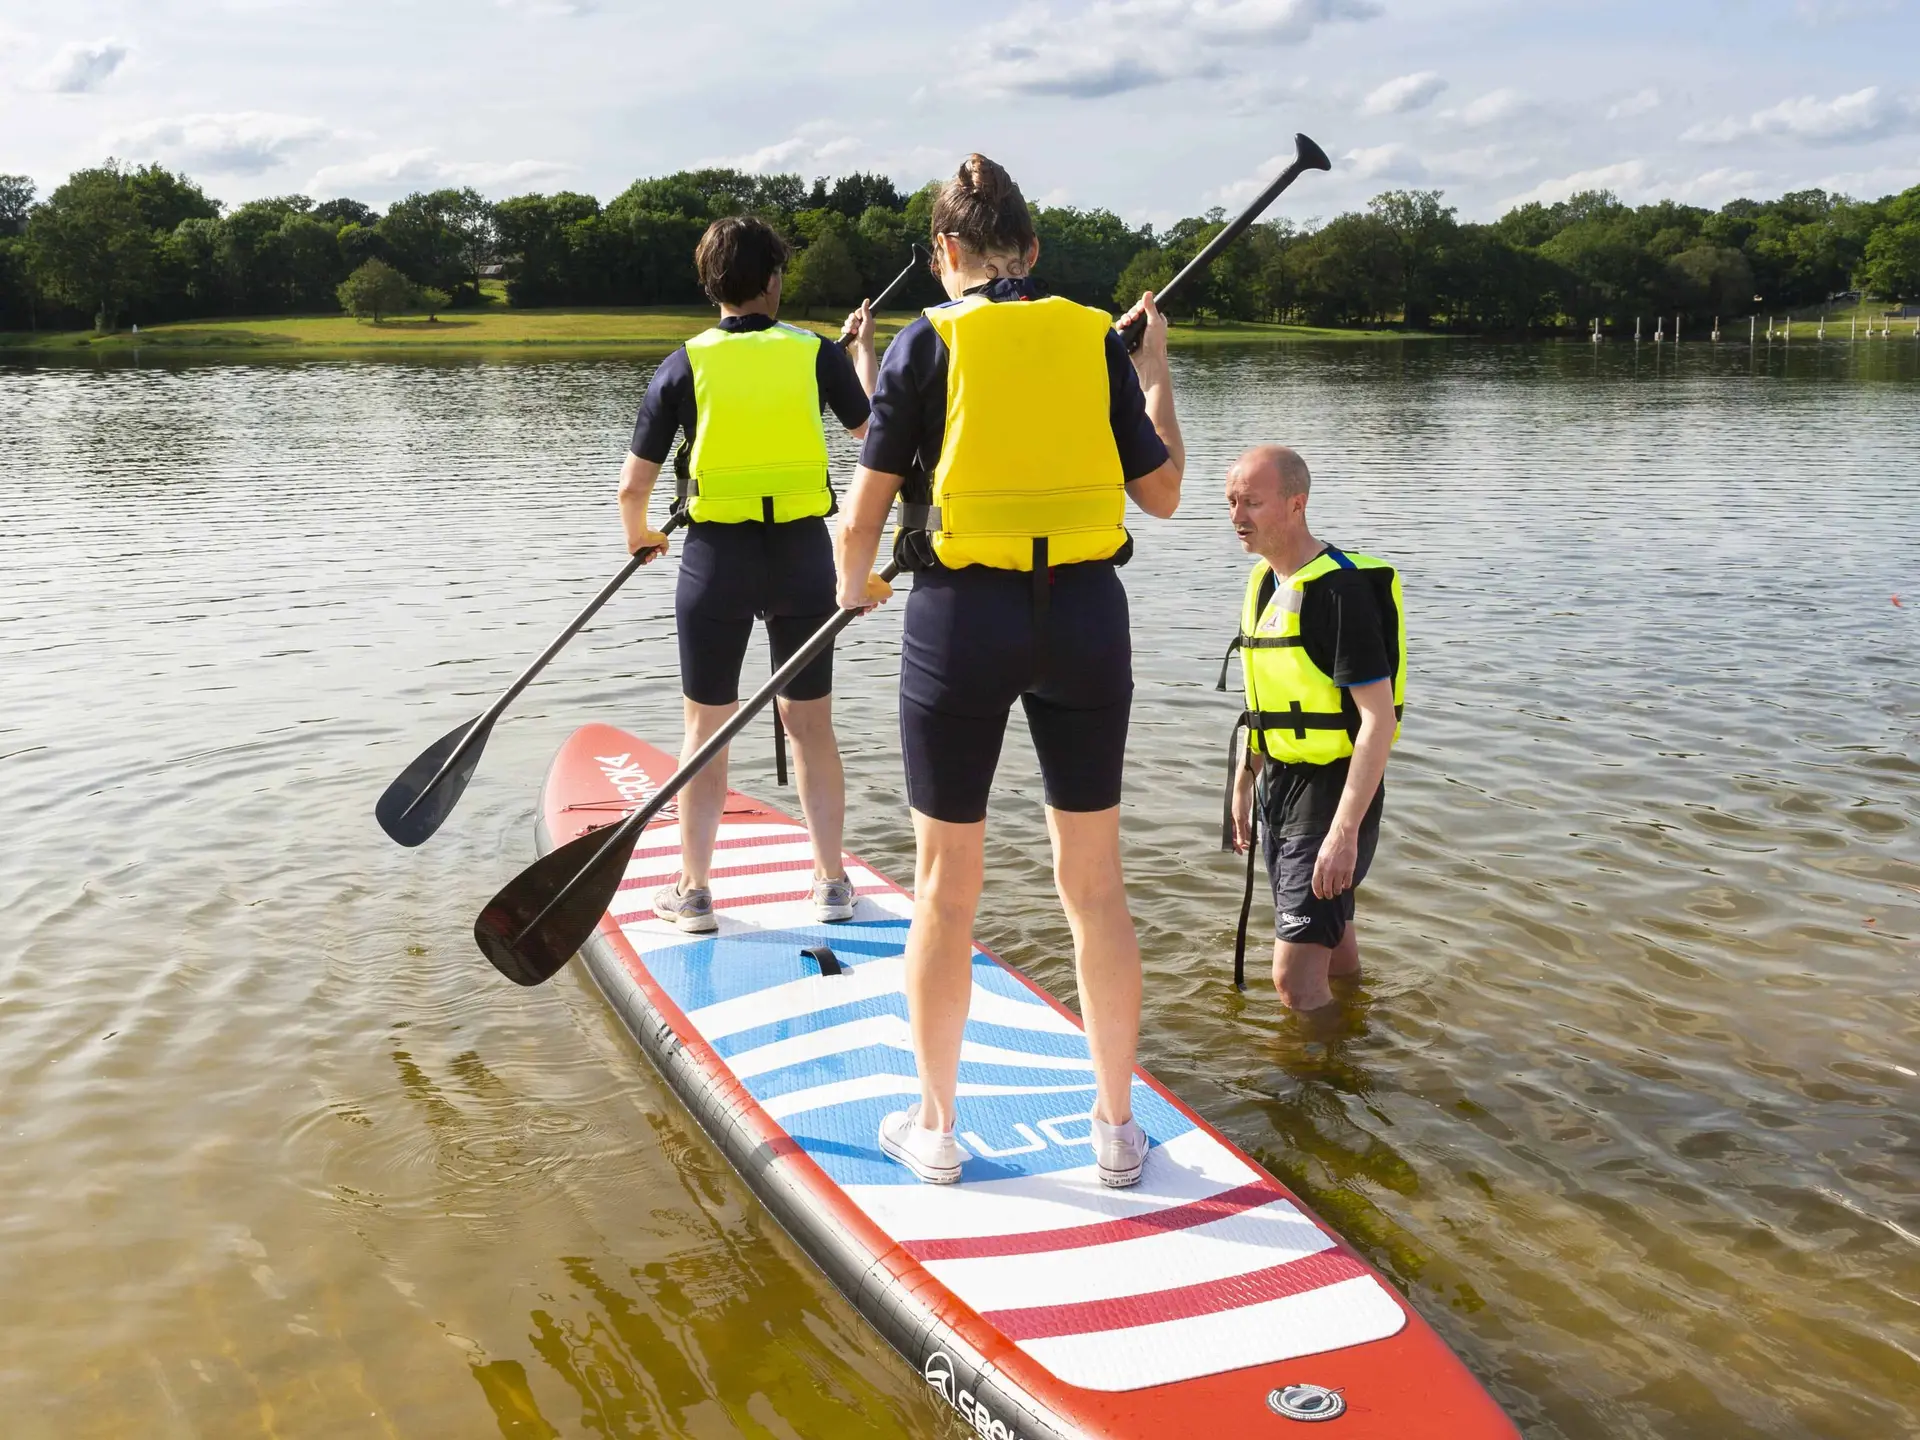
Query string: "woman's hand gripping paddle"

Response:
xmin=375 ymin=512 xmax=687 ymax=848
xmin=473 ymin=559 xmax=903 ymax=986
xmin=1116 ymin=133 xmax=1331 ymax=352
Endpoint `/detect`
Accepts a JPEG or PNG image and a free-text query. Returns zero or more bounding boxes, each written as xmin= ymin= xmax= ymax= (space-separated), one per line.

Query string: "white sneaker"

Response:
xmin=878 ymin=1103 xmax=969 ymax=1184
xmin=811 ymin=874 xmax=856 ymax=923
xmin=1091 ymin=1112 xmax=1147 ymax=1188
xmin=651 ymin=878 xmax=717 ymax=934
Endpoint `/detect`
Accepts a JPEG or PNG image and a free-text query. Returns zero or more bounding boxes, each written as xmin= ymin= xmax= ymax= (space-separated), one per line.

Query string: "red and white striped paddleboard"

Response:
xmin=539 ymin=724 xmax=1517 ymax=1439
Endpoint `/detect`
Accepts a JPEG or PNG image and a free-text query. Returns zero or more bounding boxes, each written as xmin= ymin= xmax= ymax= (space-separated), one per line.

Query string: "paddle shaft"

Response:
xmin=1119 ymin=134 xmax=1330 ymax=351
xmin=399 ymin=511 xmax=687 ymax=822
xmin=511 ymin=558 xmax=905 ymax=948
xmin=836 ymin=248 xmax=920 ymax=350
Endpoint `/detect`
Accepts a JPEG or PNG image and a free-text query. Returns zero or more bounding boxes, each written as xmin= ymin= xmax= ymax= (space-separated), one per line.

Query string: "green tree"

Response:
xmin=1859 ymin=220 xmax=1920 ymax=299
xmin=27 ymin=163 xmax=154 ymax=331
xmin=125 ymin=163 xmax=220 ymax=232
xmin=378 ymin=188 xmax=494 ymax=299
xmin=1664 ymin=246 xmax=1755 ymax=316
xmin=313 ymin=197 xmax=378 ymax=228
xmin=1037 ymin=205 xmax=1150 ymax=309
xmin=336 ymin=258 xmax=413 ymax=321
xmin=785 ymin=217 xmax=862 ymax=313
xmin=0 ymin=175 xmax=33 ymax=236
xmin=1369 ymin=190 xmax=1457 ymax=328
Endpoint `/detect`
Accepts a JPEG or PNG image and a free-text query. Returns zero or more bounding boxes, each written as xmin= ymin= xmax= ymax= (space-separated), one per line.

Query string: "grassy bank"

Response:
xmin=0 ymin=305 xmax=1434 ymax=357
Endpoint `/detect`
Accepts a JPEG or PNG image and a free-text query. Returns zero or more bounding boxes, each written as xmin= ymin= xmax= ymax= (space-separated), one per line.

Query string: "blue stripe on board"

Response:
xmin=782 ymin=1080 xmax=1197 ymax=1186
xmin=746 ymin=1049 xmax=1095 ymax=1106
xmin=712 ymin=996 xmax=1089 ymax=1064
xmin=640 ymin=919 xmax=911 ymax=1013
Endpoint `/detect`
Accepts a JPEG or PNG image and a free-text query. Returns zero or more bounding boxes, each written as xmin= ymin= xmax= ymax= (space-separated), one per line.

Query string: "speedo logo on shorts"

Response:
xmin=1279 ymin=912 xmax=1312 ymax=927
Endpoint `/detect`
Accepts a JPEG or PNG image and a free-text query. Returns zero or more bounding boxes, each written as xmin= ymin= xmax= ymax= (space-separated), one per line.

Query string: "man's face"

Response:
xmin=1226 ymin=465 xmax=1288 ymax=555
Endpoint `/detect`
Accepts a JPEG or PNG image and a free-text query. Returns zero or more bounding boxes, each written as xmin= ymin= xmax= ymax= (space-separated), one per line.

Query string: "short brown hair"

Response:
xmin=930 ymin=154 xmax=1035 ymax=259
xmin=695 ymin=215 xmax=791 ymax=305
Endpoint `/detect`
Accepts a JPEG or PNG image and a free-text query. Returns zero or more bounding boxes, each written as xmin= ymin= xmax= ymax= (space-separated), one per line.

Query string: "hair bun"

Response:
xmin=931 ymin=153 xmax=1034 ymax=260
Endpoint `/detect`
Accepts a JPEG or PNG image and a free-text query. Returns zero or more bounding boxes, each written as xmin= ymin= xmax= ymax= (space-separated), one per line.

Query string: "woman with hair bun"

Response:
xmin=834 ymin=153 xmax=1184 ymax=1188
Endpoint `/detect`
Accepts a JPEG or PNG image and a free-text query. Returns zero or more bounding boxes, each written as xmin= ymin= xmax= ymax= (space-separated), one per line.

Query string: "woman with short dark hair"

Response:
xmin=620 ymin=214 xmax=877 ymax=931
xmin=833 ymin=155 xmax=1185 ymax=1187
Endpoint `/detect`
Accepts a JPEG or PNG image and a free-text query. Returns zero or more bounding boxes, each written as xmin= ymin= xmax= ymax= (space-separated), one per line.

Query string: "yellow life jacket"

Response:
xmin=1226 ymin=547 xmax=1406 ymax=766
xmin=684 ymin=323 xmax=832 ymax=524
xmin=908 ymin=294 xmax=1128 ymax=571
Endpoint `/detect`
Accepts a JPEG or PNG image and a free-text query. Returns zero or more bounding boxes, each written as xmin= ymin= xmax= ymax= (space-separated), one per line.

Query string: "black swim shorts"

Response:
xmin=1260 ymin=764 xmax=1384 ymax=948
xmin=898 ymin=560 xmax=1132 ymax=825
xmin=675 ymin=517 xmax=836 ymax=706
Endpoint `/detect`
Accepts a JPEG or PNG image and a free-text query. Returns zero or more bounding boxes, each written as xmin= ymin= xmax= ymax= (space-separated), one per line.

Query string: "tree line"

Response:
xmin=3 ymin=159 xmax=1917 ymax=336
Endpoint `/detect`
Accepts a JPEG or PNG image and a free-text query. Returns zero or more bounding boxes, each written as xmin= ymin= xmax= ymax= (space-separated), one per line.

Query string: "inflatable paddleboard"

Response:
xmin=537 ymin=724 xmax=1517 ymax=1438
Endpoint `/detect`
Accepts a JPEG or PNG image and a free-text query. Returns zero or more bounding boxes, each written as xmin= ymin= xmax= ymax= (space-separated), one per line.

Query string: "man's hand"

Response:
xmin=1311 ymin=822 xmax=1359 ymax=900
xmin=838 ymin=570 xmax=892 ymax=614
xmin=631 ymin=526 xmax=671 ymax=563
xmin=1231 ymin=764 xmax=1258 ymax=854
xmin=840 ymin=300 xmax=875 ymax=352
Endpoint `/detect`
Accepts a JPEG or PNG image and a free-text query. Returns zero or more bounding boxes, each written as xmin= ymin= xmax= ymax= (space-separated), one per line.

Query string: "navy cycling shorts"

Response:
xmin=898 ymin=560 xmax=1132 ymax=824
xmin=675 ymin=517 xmax=835 ymax=706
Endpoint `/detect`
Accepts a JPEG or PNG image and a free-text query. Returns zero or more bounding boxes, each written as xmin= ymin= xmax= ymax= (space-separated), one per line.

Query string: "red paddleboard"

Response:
xmin=538 ymin=724 xmax=1517 ymax=1438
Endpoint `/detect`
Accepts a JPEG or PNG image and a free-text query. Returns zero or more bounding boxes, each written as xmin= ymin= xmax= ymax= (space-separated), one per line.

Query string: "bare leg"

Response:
xmin=1272 ymin=939 xmax=1336 ymax=1012
xmin=1047 ymin=805 xmax=1139 ymax=1127
xmin=1329 ymin=919 xmax=1361 ymax=979
xmin=905 ymin=810 xmax=984 ymax=1133
xmin=677 ymin=698 xmax=736 ymax=888
xmin=775 ymin=694 xmax=845 ymax=880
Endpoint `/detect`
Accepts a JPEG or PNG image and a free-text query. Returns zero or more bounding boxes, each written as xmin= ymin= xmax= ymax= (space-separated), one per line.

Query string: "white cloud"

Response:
xmin=39 ymin=38 xmax=128 ymax=94
xmin=1684 ymin=87 xmax=1919 ymax=146
xmin=1456 ymin=87 xmax=1528 ymax=128
xmin=1500 ymin=159 xmax=1648 ymax=209
xmin=1667 ymin=166 xmax=1762 ymax=203
xmin=1343 ymin=143 xmax=1427 ymax=181
xmin=1361 ymin=70 xmax=1445 ymax=116
xmin=1606 ymin=87 xmax=1660 ymax=121
xmin=1427 ymin=145 xmax=1538 ymax=182
xmin=962 ymin=0 xmax=1380 ymax=99
xmin=108 ymin=112 xmax=337 ymax=176
xmin=306 ymin=149 xmax=575 ymax=198
xmin=496 ymin=0 xmax=597 ymax=13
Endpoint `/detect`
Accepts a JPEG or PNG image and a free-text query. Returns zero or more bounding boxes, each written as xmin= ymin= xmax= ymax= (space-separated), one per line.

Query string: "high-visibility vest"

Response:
xmin=907 ymin=294 xmax=1128 ymax=571
xmin=1230 ymin=547 xmax=1406 ymax=765
xmin=684 ymin=323 xmax=832 ymax=524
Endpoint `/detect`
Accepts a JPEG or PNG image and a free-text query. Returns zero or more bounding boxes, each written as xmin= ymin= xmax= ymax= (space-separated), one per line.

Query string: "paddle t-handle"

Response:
xmin=837 ymin=247 xmax=922 ymax=350
xmin=1118 ymin=133 xmax=1332 ymax=353
xmin=472 ymin=558 xmax=905 ymax=986
xmin=375 ymin=509 xmax=689 ymax=847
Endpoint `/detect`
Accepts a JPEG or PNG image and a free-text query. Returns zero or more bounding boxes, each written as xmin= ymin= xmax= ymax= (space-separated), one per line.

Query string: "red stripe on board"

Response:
xmin=903 ymin=1183 xmax=1291 ymax=1263
xmin=980 ymin=1249 xmax=1370 ymax=1342
xmin=611 ymin=883 xmax=895 ymax=926
xmin=627 ymin=829 xmax=809 ymax=866
xmin=618 ymin=855 xmax=845 ymax=894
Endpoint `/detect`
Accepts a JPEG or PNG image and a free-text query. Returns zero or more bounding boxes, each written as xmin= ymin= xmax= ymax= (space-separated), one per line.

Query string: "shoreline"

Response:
xmin=0 ymin=305 xmax=1440 ymax=359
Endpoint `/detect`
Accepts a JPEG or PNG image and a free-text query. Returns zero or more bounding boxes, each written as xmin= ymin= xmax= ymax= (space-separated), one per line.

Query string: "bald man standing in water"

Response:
xmin=1223 ymin=446 xmax=1405 ymax=1010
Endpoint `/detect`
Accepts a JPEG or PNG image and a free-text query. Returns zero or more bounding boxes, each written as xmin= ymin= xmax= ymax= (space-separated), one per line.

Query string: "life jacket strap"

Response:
xmin=1245 ymin=704 xmax=1349 ymax=738
xmin=900 ymin=502 xmax=941 ymax=531
xmin=1031 ymin=536 xmax=1050 ymax=680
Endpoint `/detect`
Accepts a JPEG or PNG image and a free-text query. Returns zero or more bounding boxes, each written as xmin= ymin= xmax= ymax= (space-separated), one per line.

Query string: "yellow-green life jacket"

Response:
xmin=684 ymin=323 xmax=832 ymax=524
xmin=1228 ymin=547 xmax=1406 ymax=766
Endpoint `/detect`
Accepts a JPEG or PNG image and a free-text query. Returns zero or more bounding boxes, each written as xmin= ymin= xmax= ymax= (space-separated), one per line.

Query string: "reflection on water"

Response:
xmin=1 ymin=338 xmax=1915 ymax=1439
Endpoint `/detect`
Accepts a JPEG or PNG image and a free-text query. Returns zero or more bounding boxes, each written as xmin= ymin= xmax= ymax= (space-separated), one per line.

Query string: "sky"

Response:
xmin=3 ymin=0 xmax=1918 ymax=227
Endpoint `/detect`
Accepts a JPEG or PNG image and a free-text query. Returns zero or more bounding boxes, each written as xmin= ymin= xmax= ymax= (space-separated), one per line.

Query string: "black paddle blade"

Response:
xmin=376 ymin=715 xmax=491 ymax=847
xmin=472 ymin=820 xmax=640 ymax=986
xmin=1294 ymin=132 xmax=1332 ymax=173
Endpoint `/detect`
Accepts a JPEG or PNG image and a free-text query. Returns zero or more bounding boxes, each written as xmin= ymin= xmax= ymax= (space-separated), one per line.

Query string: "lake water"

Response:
xmin=3 ymin=337 xmax=1916 ymax=1439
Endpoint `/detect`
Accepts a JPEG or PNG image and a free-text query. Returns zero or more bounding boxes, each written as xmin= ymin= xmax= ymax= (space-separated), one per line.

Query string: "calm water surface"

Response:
xmin=3 ymin=339 xmax=1916 ymax=1439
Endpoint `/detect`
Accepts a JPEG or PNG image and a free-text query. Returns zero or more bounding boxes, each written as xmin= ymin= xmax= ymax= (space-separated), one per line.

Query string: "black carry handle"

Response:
xmin=837 ymin=247 xmax=922 ymax=350
xmin=375 ymin=509 xmax=689 ymax=847
xmin=1118 ymin=133 xmax=1331 ymax=353
xmin=472 ymin=561 xmax=903 ymax=987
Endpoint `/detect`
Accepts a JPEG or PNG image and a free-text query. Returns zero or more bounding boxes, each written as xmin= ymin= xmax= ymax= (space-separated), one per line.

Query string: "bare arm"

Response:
xmin=834 ymin=464 xmax=904 ymax=611
xmin=617 ymin=453 xmax=670 ymax=561
xmin=1118 ymin=290 xmax=1184 ymax=519
xmin=841 ymin=302 xmax=878 ymax=413
xmin=1311 ymin=679 xmax=1397 ymax=899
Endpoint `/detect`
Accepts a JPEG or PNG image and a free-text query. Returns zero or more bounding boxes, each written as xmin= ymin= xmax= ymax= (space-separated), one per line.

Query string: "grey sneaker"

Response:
xmin=1091 ymin=1112 xmax=1147 ymax=1188
xmin=652 ymin=878 xmax=717 ymax=934
xmin=811 ymin=874 xmax=855 ymax=923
